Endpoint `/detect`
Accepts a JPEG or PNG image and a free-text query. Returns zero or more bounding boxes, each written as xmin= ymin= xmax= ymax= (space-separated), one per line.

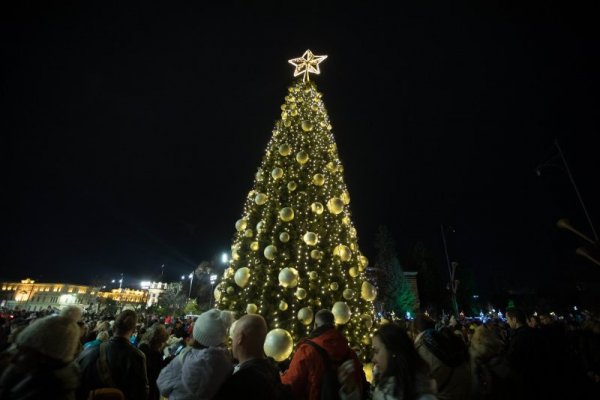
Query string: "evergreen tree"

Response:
xmin=372 ymin=226 xmax=416 ymax=315
xmin=215 ymin=51 xmax=376 ymax=361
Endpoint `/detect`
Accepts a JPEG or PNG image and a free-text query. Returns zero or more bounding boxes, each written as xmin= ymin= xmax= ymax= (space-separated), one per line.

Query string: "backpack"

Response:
xmin=305 ymin=340 xmax=343 ymax=400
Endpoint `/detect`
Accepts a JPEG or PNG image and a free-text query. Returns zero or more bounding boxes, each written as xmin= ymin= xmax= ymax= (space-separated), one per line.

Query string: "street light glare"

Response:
xmin=210 ymin=274 xmax=218 ymax=284
xmin=188 ymin=273 xmax=193 ymax=279
xmin=221 ymin=252 xmax=228 ymax=264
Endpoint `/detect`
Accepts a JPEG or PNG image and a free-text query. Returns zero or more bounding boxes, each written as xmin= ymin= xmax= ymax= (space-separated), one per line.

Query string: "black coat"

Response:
xmin=214 ymin=358 xmax=291 ymax=400
xmin=77 ymin=336 xmax=149 ymax=400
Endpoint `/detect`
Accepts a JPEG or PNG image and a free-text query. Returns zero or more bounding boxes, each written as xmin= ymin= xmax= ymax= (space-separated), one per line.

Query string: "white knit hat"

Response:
xmin=193 ymin=309 xmax=235 ymax=347
xmin=16 ymin=315 xmax=80 ymax=363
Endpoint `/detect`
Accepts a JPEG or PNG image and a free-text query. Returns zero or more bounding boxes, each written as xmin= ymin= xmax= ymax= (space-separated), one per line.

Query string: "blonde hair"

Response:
xmin=469 ymin=326 xmax=503 ymax=362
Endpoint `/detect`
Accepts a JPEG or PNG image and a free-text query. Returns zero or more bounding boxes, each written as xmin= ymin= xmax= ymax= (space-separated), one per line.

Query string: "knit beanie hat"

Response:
xmin=16 ymin=315 xmax=80 ymax=363
xmin=193 ymin=309 xmax=235 ymax=347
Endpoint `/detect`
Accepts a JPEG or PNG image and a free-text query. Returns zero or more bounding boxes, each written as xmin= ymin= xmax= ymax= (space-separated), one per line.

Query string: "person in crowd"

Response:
xmin=413 ymin=313 xmax=470 ymax=400
xmin=0 ymin=315 xmax=81 ymax=399
xmin=281 ymin=309 xmax=365 ymax=400
xmin=77 ymin=310 xmax=149 ymax=400
xmin=215 ymin=314 xmax=289 ymax=399
xmin=338 ymin=322 xmax=437 ymax=400
xmin=505 ymin=307 xmax=544 ymax=399
xmin=60 ymin=305 xmax=83 ymax=323
xmin=156 ymin=309 xmax=234 ymax=400
xmin=83 ymin=330 xmax=110 ymax=350
xmin=469 ymin=326 xmax=513 ymax=400
xmin=138 ymin=324 xmax=170 ymax=400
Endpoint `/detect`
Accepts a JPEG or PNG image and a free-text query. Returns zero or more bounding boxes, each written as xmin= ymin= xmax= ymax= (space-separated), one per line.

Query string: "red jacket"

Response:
xmin=281 ymin=327 xmax=365 ymax=400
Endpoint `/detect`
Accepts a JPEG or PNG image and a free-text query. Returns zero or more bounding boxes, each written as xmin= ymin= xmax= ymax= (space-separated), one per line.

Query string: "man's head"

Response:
xmin=230 ymin=314 xmax=268 ymax=362
xmin=314 ymin=309 xmax=335 ymax=330
xmin=505 ymin=307 xmax=526 ymax=329
xmin=114 ymin=310 xmax=138 ymax=337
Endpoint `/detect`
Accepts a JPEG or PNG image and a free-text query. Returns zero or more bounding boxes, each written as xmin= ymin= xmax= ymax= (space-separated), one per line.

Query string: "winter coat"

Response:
xmin=470 ymin=355 xmax=513 ymax=400
xmin=340 ymin=373 xmax=437 ymax=400
xmin=77 ymin=336 xmax=149 ymax=400
xmin=414 ymin=330 xmax=470 ymax=400
xmin=139 ymin=343 xmax=169 ymax=400
xmin=281 ymin=326 xmax=365 ymax=400
xmin=156 ymin=346 xmax=232 ymax=400
xmin=214 ymin=357 xmax=291 ymax=400
xmin=0 ymin=346 xmax=80 ymax=400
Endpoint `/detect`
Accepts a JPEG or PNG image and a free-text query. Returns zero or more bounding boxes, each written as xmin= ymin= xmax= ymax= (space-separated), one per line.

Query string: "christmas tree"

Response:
xmin=215 ymin=50 xmax=377 ymax=362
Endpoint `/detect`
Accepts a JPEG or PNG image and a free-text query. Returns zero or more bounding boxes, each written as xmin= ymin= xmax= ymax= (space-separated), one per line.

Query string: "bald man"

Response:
xmin=214 ymin=314 xmax=290 ymax=399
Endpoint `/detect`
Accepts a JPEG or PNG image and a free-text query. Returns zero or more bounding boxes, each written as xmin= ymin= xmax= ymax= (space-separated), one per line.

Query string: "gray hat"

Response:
xmin=16 ymin=315 xmax=80 ymax=363
xmin=192 ymin=309 xmax=235 ymax=347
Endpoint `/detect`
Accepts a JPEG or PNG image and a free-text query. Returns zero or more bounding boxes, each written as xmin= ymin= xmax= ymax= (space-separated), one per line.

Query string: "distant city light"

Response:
xmin=181 ymin=275 xmax=185 ymax=280
xmin=111 ymin=279 xmax=115 ymax=283
xmin=210 ymin=274 xmax=218 ymax=284
xmin=140 ymin=281 xmax=151 ymax=289
xmin=188 ymin=273 xmax=193 ymax=279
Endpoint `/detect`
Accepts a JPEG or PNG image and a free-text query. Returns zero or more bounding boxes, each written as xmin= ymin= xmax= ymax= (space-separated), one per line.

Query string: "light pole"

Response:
xmin=209 ymin=274 xmax=218 ymax=308
xmin=187 ymin=273 xmax=194 ymax=299
xmin=441 ymin=224 xmax=459 ymax=316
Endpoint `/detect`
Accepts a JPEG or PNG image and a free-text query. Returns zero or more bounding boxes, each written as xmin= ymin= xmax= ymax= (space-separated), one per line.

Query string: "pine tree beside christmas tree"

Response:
xmin=215 ymin=50 xmax=377 ymax=362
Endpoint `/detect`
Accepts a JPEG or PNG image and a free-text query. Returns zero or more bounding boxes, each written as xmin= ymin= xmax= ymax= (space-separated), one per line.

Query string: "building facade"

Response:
xmin=0 ymin=278 xmax=164 ymax=312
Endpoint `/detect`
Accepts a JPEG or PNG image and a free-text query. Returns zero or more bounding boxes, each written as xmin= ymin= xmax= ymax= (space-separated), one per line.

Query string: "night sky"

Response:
xmin=3 ymin=2 xmax=599 ymax=300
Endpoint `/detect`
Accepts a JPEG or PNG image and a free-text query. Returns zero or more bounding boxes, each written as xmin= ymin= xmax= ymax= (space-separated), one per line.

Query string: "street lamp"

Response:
xmin=209 ymin=274 xmax=218 ymax=308
xmin=441 ymin=224 xmax=459 ymax=317
xmin=188 ymin=273 xmax=194 ymax=299
xmin=221 ymin=252 xmax=229 ymax=264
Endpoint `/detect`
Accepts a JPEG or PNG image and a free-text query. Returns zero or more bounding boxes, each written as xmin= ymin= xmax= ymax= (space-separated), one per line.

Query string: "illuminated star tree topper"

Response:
xmin=288 ymin=49 xmax=328 ymax=82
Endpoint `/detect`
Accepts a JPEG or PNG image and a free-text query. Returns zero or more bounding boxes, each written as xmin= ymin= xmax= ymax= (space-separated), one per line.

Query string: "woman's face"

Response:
xmin=371 ymin=335 xmax=389 ymax=375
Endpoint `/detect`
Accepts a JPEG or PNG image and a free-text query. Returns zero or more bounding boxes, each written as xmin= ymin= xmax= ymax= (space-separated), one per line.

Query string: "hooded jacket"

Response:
xmin=281 ymin=326 xmax=365 ymax=400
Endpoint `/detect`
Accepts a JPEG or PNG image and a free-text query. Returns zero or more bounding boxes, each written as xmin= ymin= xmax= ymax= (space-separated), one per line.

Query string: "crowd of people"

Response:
xmin=0 ymin=304 xmax=598 ymax=399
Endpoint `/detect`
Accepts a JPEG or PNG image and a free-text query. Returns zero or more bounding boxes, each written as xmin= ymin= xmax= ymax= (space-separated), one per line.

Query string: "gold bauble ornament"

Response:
xmin=284 ymin=119 xmax=291 ymax=127
xmin=214 ymin=286 xmax=222 ymax=301
xmin=279 ymin=207 xmax=294 ymax=222
xmin=340 ymin=190 xmax=351 ymax=205
xmin=312 ymin=174 xmax=325 ymax=186
xmin=232 ymin=249 xmax=240 ymax=261
xmin=296 ymin=151 xmax=309 ymax=165
xmin=303 ymin=232 xmax=318 ymax=246
xmin=348 ymin=267 xmax=359 ymax=278
xmin=361 ymin=314 xmax=373 ymax=329
xmin=330 ymin=282 xmax=339 ymax=291
xmin=250 ymin=241 xmax=260 ymax=251
xmin=327 ymin=197 xmax=344 ymax=214
xmin=279 ymin=144 xmax=291 ymax=156
xmin=281 ymin=111 xmax=288 ymax=120
xmin=309 ymin=271 xmax=318 ymax=280
xmin=234 ymin=267 xmax=251 ymax=288
xmin=326 ymin=161 xmax=336 ymax=172
xmin=246 ymin=303 xmax=258 ymax=314
xmin=226 ymin=286 xmax=235 ymax=294
xmin=287 ymin=181 xmax=297 ymax=191
xmin=255 ymin=170 xmax=264 ymax=181
xmin=244 ymin=229 xmax=253 ymax=238
xmin=291 ymin=109 xmax=298 ymax=116
xmin=235 ymin=219 xmax=248 ymax=232
xmin=310 ymin=202 xmax=324 ymax=214
xmin=264 ymin=329 xmax=293 ymax=362
xmin=298 ymin=307 xmax=314 ymax=325
xmin=332 ymin=301 xmax=351 ymax=324
xmin=255 ymin=193 xmax=268 ymax=205
xmin=278 ymin=267 xmax=299 ymax=288
xmin=362 ymin=336 xmax=372 ymax=345
xmin=343 ymin=288 xmax=355 ymax=300
xmin=271 ymin=167 xmax=284 ymax=180
xmin=279 ymin=232 xmax=290 ymax=243
xmin=310 ymin=249 xmax=323 ymax=260
xmin=256 ymin=220 xmax=266 ymax=233
xmin=361 ymin=281 xmax=377 ymax=301
xmin=342 ymin=216 xmax=351 ymax=225
xmin=349 ymin=227 xmax=357 ymax=239
xmin=333 ymin=244 xmax=352 ymax=262
xmin=279 ymin=301 xmax=288 ymax=311
xmin=295 ymin=287 xmax=307 ymax=300
xmin=264 ymin=245 xmax=277 ymax=260
xmin=358 ymin=255 xmax=369 ymax=271
xmin=301 ymin=121 xmax=314 ymax=132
